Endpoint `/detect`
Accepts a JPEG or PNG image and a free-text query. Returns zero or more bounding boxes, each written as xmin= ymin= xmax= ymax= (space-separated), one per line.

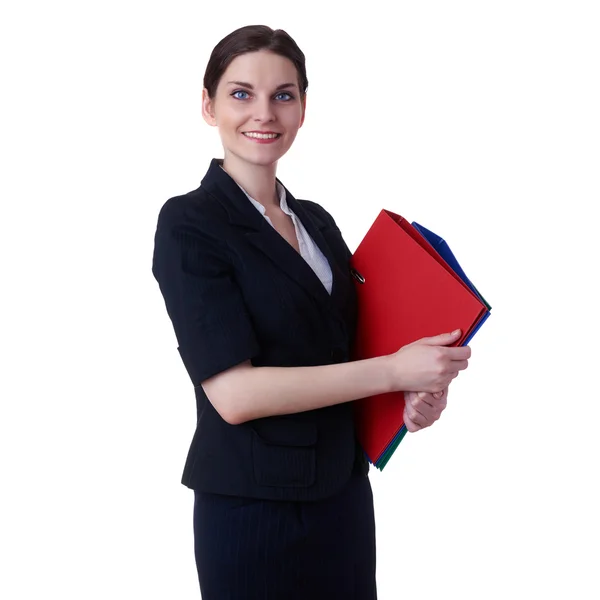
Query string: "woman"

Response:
xmin=152 ymin=24 xmax=471 ymax=600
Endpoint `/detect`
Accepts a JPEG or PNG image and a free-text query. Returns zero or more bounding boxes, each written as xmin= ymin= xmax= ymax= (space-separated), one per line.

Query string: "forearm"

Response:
xmin=204 ymin=356 xmax=395 ymax=425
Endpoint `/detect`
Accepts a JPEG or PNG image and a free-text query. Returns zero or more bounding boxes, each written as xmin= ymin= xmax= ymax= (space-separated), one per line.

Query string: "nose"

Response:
xmin=253 ymin=97 xmax=276 ymax=123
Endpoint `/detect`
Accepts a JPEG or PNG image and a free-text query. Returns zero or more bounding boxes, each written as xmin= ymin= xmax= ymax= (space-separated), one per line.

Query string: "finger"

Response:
xmin=428 ymin=389 xmax=447 ymax=408
xmin=406 ymin=420 xmax=421 ymax=433
xmin=444 ymin=346 xmax=471 ymax=360
xmin=413 ymin=392 xmax=438 ymax=406
xmin=403 ymin=412 xmax=421 ymax=433
xmin=407 ymin=394 xmax=439 ymax=423
xmin=406 ymin=405 xmax=440 ymax=431
xmin=404 ymin=400 xmax=429 ymax=425
xmin=416 ymin=329 xmax=462 ymax=347
xmin=435 ymin=390 xmax=448 ymax=411
xmin=403 ymin=400 xmax=421 ymax=432
xmin=416 ymin=391 xmax=439 ymax=409
xmin=404 ymin=405 xmax=427 ymax=432
xmin=450 ymin=359 xmax=469 ymax=372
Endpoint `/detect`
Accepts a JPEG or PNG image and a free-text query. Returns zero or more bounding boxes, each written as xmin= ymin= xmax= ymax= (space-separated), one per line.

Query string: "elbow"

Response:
xmin=217 ymin=402 xmax=248 ymax=426
xmin=201 ymin=376 xmax=252 ymax=426
xmin=200 ymin=360 xmax=254 ymax=425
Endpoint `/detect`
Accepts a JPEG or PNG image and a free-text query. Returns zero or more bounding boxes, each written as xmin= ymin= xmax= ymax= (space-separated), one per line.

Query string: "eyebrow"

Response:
xmin=226 ymin=81 xmax=298 ymax=91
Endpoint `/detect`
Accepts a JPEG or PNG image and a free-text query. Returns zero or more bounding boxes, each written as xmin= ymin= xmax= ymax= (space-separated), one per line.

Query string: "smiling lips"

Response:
xmin=242 ymin=131 xmax=282 ymax=143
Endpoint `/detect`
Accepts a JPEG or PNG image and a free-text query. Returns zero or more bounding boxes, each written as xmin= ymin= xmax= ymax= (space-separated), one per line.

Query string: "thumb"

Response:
xmin=418 ymin=329 xmax=462 ymax=346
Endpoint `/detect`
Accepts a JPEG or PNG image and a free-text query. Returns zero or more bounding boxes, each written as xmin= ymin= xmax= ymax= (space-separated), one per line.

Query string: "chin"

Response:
xmin=231 ymin=145 xmax=290 ymax=167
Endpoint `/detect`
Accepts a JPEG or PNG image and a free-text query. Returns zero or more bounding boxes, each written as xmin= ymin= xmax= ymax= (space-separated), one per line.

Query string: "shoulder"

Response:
xmin=155 ymin=186 xmax=227 ymax=236
xmin=152 ymin=186 xmax=234 ymax=269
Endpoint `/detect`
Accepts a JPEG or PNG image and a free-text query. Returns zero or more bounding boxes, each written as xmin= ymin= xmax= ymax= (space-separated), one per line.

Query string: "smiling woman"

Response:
xmin=152 ymin=23 xmax=466 ymax=600
xmin=201 ymin=44 xmax=306 ymax=191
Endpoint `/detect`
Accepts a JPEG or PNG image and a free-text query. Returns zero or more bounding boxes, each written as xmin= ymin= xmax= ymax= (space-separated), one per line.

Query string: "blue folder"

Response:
xmin=411 ymin=221 xmax=491 ymax=346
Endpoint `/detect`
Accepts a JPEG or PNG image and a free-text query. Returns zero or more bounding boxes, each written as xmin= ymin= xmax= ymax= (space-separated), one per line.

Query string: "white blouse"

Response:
xmin=236 ymin=179 xmax=333 ymax=295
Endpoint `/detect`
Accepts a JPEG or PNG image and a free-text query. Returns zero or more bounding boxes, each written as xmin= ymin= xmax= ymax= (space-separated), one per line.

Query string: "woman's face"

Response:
xmin=202 ymin=50 xmax=306 ymax=168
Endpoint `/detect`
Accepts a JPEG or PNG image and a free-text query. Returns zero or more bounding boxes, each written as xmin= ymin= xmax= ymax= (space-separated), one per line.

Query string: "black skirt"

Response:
xmin=193 ymin=471 xmax=377 ymax=600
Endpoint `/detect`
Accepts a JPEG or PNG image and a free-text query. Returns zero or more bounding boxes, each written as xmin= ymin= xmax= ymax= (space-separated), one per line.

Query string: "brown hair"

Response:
xmin=203 ymin=25 xmax=308 ymax=99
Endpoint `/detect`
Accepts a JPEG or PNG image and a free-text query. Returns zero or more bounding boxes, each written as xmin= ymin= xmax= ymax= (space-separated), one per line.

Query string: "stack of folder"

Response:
xmin=350 ymin=209 xmax=491 ymax=470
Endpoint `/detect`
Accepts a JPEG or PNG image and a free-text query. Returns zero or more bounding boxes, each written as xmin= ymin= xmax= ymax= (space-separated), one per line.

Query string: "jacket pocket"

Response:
xmin=251 ymin=419 xmax=317 ymax=488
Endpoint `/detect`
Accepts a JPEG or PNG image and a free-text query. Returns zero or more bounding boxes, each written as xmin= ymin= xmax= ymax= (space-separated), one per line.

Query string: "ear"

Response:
xmin=202 ymin=88 xmax=217 ymax=126
xmin=299 ymin=94 xmax=307 ymax=128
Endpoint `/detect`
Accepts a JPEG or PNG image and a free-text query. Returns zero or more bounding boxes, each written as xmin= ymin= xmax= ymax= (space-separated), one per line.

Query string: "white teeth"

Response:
xmin=243 ymin=132 xmax=280 ymax=139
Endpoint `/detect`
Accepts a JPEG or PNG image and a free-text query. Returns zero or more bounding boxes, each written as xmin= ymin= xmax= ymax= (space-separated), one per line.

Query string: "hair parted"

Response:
xmin=203 ymin=25 xmax=308 ymax=99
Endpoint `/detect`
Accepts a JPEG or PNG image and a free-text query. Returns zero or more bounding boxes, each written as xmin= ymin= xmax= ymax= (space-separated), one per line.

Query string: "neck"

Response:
xmin=221 ymin=153 xmax=279 ymax=208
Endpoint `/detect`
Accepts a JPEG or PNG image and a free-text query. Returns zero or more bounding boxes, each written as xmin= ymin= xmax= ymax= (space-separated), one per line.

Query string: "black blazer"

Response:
xmin=152 ymin=159 xmax=368 ymax=501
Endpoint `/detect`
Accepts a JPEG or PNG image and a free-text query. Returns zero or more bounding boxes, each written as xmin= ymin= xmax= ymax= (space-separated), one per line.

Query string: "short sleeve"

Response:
xmin=152 ymin=203 xmax=260 ymax=387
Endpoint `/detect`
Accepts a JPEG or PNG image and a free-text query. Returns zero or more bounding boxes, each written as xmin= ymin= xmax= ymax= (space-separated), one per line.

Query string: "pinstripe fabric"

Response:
xmin=194 ymin=471 xmax=377 ymax=599
xmin=153 ymin=159 xmax=362 ymax=500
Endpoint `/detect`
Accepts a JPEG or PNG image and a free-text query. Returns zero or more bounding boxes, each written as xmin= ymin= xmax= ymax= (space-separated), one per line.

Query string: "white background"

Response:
xmin=1 ymin=1 xmax=599 ymax=598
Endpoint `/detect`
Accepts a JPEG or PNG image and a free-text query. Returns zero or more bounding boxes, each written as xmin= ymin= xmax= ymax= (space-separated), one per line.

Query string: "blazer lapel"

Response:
xmin=201 ymin=159 xmax=346 ymax=308
xmin=284 ymin=190 xmax=350 ymax=310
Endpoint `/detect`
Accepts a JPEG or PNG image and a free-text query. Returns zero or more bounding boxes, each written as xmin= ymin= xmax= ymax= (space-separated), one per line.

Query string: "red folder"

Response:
xmin=350 ymin=210 xmax=488 ymax=469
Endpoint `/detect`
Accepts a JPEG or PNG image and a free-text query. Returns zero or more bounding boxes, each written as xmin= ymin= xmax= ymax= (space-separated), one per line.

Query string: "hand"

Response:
xmin=389 ymin=329 xmax=471 ymax=394
xmin=403 ymin=387 xmax=448 ymax=433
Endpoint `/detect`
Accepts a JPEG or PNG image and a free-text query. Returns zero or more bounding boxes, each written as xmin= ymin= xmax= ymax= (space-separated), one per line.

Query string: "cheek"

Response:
xmin=282 ymin=108 xmax=304 ymax=130
xmin=215 ymin=103 xmax=247 ymax=130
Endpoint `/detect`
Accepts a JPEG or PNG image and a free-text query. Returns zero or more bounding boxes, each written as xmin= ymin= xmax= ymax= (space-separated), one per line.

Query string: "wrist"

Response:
xmin=378 ymin=353 xmax=402 ymax=394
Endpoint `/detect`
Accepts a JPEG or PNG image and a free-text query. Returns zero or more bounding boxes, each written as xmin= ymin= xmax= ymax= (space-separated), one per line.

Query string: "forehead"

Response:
xmin=220 ymin=50 xmax=298 ymax=89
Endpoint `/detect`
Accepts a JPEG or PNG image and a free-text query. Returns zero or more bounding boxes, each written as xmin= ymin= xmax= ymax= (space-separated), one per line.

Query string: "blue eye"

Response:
xmin=232 ymin=90 xmax=250 ymax=100
xmin=275 ymin=92 xmax=293 ymax=101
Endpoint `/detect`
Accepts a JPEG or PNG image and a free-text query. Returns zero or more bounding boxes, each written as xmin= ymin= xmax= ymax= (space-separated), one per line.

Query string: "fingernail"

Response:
xmin=452 ymin=329 xmax=461 ymax=335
